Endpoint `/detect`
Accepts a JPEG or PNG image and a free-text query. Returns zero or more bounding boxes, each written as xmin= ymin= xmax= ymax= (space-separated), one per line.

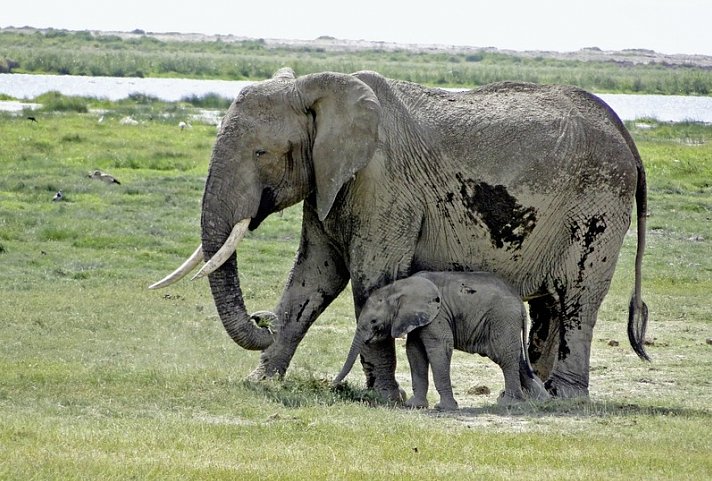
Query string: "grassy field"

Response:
xmin=1 ymin=97 xmax=711 ymax=479
xmin=2 ymin=28 xmax=712 ymax=95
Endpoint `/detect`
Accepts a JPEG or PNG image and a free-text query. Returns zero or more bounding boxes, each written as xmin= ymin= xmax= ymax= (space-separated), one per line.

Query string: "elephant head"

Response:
xmin=150 ymin=68 xmax=381 ymax=350
xmin=333 ymin=276 xmax=441 ymax=384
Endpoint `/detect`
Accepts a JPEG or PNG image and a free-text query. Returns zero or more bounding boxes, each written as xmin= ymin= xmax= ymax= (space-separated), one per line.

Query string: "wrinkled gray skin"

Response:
xmin=178 ymin=68 xmax=649 ymax=401
xmin=333 ymin=272 xmax=551 ymax=410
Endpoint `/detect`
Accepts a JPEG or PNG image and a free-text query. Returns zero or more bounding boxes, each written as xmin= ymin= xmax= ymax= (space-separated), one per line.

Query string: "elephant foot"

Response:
xmin=246 ymin=358 xmax=287 ymax=382
xmin=366 ymin=373 xmax=406 ymax=404
xmin=434 ymin=399 xmax=459 ymax=411
xmin=372 ymin=385 xmax=407 ymax=405
xmin=497 ymin=391 xmax=527 ymax=406
xmin=247 ymin=343 xmax=295 ymax=382
xmin=404 ymin=397 xmax=429 ymax=409
xmin=246 ymin=366 xmax=278 ymax=382
xmin=544 ymin=374 xmax=589 ymax=399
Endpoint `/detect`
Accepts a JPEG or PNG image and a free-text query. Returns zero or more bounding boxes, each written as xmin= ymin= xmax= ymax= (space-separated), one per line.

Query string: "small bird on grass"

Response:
xmin=87 ymin=170 xmax=121 ymax=185
xmin=52 ymin=190 xmax=63 ymax=202
xmin=27 ymin=116 xmax=38 ymax=123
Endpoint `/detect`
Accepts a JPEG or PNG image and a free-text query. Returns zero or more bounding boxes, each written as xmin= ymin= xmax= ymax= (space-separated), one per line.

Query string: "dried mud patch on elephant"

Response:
xmin=456 ymin=175 xmax=537 ymax=252
xmin=570 ymin=214 xmax=608 ymax=283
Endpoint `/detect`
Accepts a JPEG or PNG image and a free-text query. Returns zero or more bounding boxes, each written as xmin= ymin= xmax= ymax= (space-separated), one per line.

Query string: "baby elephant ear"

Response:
xmin=390 ymin=276 xmax=441 ymax=338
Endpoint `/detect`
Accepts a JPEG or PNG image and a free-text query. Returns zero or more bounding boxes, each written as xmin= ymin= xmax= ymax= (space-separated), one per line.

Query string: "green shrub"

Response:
xmin=36 ymin=91 xmax=88 ymax=113
xmin=181 ymin=93 xmax=232 ymax=109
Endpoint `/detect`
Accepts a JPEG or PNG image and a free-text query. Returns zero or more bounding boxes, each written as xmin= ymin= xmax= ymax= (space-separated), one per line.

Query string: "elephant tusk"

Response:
xmin=191 ymin=218 xmax=251 ymax=281
xmin=148 ymin=244 xmax=204 ymax=289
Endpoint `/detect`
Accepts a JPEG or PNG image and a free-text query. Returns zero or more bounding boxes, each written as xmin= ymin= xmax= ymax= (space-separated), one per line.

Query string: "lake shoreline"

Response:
xmin=2 ymin=73 xmax=712 ymax=123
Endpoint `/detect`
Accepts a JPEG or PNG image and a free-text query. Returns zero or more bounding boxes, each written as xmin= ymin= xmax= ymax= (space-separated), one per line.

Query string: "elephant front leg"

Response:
xmin=359 ymin=338 xmax=405 ymax=403
xmin=251 ymin=208 xmax=350 ymax=380
xmin=253 ymin=280 xmax=347 ymax=380
xmin=349 ymin=257 xmax=419 ymax=403
xmin=422 ymin=339 xmax=458 ymax=411
xmin=404 ymin=336 xmax=430 ymax=409
xmin=344 ymin=204 xmax=422 ymax=403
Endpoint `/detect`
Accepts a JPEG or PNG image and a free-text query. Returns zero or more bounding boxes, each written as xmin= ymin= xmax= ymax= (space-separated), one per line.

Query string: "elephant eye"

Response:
xmin=255 ymin=149 xmax=267 ymax=159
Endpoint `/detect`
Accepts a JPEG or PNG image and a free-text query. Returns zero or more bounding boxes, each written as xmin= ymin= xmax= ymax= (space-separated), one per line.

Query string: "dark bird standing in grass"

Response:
xmin=52 ymin=191 xmax=63 ymax=202
xmin=88 ymin=170 xmax=121 ymax=185
xmin=27 ymin=116 xmax=37 ymax=123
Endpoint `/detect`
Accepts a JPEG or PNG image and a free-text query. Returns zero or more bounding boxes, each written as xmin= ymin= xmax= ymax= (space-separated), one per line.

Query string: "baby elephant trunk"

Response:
xmin=332 ymin=333 xmax=363 ymax=385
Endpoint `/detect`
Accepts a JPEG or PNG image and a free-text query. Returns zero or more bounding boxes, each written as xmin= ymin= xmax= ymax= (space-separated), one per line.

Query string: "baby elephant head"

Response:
xmin=333 ymin=275 xmax=441 ymax=384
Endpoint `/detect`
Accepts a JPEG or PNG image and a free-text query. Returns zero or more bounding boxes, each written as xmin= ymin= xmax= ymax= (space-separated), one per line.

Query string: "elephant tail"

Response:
xmin=579 ymin=91 xmax=650 ymax=361
xmin=628 ymin=135 xmax=651 ymax=361
xmin=519 ymin=303 xmax=549 ymax=400
xmin=520 ymin=303 xmax=536 ymax=378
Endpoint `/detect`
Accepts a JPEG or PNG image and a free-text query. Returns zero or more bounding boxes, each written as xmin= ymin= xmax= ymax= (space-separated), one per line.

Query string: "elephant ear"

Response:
xmin=390 ymin=276 xmax=442 ymax=339
xmin=296 ymin=72 xmax=381 ymax=221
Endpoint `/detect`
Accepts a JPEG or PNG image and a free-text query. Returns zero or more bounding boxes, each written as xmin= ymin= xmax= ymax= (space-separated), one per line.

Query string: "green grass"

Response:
xmin=1 ymin=103 xmax=711 ymax=479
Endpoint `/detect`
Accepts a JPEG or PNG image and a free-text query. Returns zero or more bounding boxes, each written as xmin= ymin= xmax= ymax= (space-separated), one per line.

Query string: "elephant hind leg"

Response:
xmin=527 ymin=294 xmax=561 ymax=383
xmin=544 ymin=292 xmax=598 ymax=398
xmin=530 ymin=277 xmax=612 ymax=398
xmin=527 ymin=287 xmax=593 ymax=399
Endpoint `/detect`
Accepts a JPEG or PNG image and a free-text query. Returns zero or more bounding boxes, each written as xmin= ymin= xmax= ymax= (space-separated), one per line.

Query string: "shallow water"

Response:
xmin=0 ymin=73 xmax=252 ymax=102
xmin=595 ymin=93 xmax=712 ymax=123
xmin=1 ymin=73 xmax=711 ymax=122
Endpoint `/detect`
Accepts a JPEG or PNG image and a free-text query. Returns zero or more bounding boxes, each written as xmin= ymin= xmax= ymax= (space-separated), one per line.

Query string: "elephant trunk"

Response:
xmin=333 ymin=332 xmax=364 ymax=385
xmin=204 ymin=250 xmax=274 ymax=350
xmin=200 ymin=144 xmax=274 ymax=351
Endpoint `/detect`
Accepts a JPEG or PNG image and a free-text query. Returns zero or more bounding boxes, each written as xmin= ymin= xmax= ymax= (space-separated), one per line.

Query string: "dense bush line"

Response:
xmin=1 ymin=29 xmax=711 ymax=95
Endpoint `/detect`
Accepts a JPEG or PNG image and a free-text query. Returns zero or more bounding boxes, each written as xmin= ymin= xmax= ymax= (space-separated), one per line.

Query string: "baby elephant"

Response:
xmin=333 ymin=271 xmax=549 ymax=410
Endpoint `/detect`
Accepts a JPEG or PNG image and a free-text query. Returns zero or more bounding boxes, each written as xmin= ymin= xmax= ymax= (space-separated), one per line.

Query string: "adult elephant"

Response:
xmin=151 ymin=68 xmax=649 ymax=399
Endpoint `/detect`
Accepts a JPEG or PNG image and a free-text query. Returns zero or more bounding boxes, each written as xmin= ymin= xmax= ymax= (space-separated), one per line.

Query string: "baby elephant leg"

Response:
xmin=495 ymin=308 xmax=536 ymax=405
xmin=497 ymin=360 xmax=527 ymax=406
xmin=404 ymin=336 xmax=429 ymax=409
xmin=424 ymin=341 xmax=458 ymax=411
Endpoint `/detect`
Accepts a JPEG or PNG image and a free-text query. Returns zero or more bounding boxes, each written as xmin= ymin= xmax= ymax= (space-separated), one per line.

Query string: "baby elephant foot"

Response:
xmin=434 ymin=399 xmax=459 ymax=411
xmin=404 ymin=397 xmax=429 ymax=409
